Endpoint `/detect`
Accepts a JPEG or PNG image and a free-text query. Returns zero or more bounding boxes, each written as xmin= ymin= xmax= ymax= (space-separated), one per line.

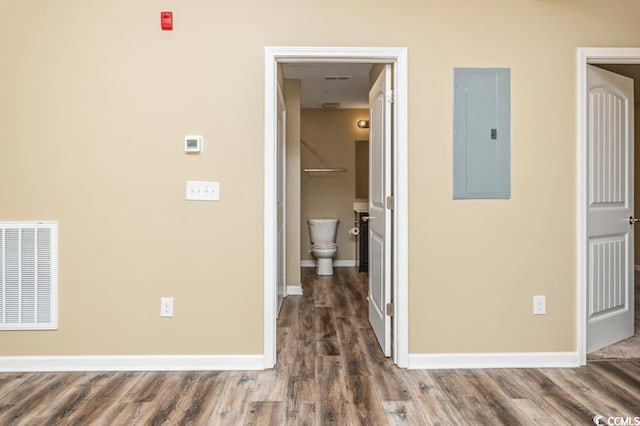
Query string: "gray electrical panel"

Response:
xmin=453 ymin=68 xmax=511 ymax=199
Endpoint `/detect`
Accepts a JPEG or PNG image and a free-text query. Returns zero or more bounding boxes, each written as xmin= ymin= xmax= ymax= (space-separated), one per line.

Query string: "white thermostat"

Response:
xmin=184 ymin=135 xmax=203 ymax=153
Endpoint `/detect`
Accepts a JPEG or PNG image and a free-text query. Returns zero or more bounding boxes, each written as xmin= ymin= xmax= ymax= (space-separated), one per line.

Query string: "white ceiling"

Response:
xmin=282 ymin=63 xmax=373 ymax=109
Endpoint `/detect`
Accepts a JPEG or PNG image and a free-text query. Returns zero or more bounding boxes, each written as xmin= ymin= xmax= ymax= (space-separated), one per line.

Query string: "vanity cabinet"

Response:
xmin=357 ymin=212 xmax=369 ymax=273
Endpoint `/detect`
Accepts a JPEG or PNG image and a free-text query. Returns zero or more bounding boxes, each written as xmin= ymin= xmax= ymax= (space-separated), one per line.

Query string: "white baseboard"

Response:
xmin=408 ymin=352 xmax=579 ymax=369
xmin=0 ymin=354 xmax=265 ymax=372
xmin=300 ymin=260 xmax=357 ymax=267
xmin=287 ymin=285 xmax=303 ymax=295
xmin=635 ymin=264 xmax=640 ymax=271
xmin=0 ymin=352 xmax=581 ymax=372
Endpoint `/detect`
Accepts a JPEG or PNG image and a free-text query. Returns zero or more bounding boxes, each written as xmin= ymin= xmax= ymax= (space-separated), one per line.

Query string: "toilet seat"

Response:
xmin=312 ymin=242 xmax=337 ymax=249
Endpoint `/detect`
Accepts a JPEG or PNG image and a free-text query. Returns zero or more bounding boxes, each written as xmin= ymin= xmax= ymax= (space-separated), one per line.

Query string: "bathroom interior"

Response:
xmin=280 ymin=63 xmax=377 ymax=287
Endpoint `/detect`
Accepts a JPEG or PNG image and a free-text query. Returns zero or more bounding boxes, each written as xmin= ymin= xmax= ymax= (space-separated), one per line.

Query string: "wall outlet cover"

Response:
xmin=533 ymin=295 xmax=546 ymax=315
xmin=161 ymin=297 xmax=174 ymax=317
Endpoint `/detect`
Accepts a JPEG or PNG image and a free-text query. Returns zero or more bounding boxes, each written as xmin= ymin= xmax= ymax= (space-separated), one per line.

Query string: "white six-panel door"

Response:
xmin=369 ymin=65 xmax=392 ymax=356
xmin=587 ymin=64 xmax=635 ymax=353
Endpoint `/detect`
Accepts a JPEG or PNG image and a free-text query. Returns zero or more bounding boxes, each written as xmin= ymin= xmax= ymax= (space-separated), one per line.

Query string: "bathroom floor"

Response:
xmin=588 ymin=271 xmax=640 ymax=360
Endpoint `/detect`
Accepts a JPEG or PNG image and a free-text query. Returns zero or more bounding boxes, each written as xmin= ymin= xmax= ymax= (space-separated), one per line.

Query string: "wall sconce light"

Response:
xmin=357 ymin=120 xmax=369 ymax=129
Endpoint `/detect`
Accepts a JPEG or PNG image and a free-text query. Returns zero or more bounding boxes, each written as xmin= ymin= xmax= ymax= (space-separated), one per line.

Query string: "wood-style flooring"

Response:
xmin=1 ymin=267 xmax=639 ymax=425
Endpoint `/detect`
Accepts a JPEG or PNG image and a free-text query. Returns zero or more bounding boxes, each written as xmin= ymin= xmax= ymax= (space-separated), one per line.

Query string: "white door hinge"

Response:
xmin=386 ymin=196 xmax=395 ymax=210
xmin=386 ymin=302 xmax=394 ymax=317
xmin=386 ymin=89 xmax=394 ymax=104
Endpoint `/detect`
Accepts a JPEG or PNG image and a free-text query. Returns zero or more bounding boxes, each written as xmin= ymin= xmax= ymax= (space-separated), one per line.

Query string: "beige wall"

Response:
xmin=1 ymin=1 xmax=640 ymax=357
xmin=355 ymin=140 xmax=369 ymax=200
xmin=285 ymin=79 xmax=301 ymax=285
xmin=300 ymin=109 xmax=369 ymax=262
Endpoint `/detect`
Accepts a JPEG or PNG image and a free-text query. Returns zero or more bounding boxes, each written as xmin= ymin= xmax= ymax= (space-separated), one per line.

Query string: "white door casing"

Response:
xmin=586 ymin=64 xmax=635 ymax=353
xmin=277 ymin=85 xmax=287 ymax=314
xmin=369 ymin=64 xmax=392 ymax=356
xmin=264 ymin=47 xmax=409 ymax=369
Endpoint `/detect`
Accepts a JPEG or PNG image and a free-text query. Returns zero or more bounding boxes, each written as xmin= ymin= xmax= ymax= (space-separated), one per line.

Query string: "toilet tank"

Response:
xmin=307 ymin=218 xmax=339 ymax=244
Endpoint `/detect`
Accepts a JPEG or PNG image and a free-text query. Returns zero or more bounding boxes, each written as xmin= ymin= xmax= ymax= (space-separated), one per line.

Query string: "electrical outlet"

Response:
xmin=533 ymin=295 xmax=546 ymax=315
xmin=160 ymin=297 xmax=174 ymax=317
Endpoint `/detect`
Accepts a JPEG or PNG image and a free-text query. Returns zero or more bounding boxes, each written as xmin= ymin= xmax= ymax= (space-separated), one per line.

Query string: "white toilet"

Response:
xmin=307 ymin=218 xmax=339 ymax=276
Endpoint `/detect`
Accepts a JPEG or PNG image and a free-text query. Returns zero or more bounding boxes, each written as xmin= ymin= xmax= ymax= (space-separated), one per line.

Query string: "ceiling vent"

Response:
xmin=321 ymin=103 xmax=341 ymax=109
xmin=324 ymin=75 xmax=351 ymax=81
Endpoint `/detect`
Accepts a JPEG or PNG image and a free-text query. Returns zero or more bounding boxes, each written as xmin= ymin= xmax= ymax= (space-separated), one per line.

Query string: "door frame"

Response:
xmin=577 ymin=47 xmax=640 ymax=365
xmin=276 ymin=82 xmax=287 ymax=313
xmin=263 ymin=46 xmax=409 ymax=368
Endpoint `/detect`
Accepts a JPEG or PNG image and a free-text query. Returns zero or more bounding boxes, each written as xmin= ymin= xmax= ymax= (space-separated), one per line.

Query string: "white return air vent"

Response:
xmin=0 ymin=222 xmax=57 ymax=330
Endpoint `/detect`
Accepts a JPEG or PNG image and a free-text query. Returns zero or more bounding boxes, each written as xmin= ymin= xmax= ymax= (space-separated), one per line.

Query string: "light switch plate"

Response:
xmin=186 ymin=181 xmax=220 ymax=201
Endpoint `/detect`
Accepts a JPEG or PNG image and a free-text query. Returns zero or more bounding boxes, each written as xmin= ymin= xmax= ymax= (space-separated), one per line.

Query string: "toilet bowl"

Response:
xmin=307 ymin=218 xmax=339 ymax=276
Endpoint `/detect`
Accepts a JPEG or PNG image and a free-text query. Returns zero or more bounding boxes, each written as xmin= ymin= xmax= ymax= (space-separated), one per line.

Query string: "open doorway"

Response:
xmin=263 ymin=47 xmax=408 ymax=369
xmin=283 ymin=61 xmax=398 ymax=359
xmin=577 ymin=48 xmax=640 ymax=364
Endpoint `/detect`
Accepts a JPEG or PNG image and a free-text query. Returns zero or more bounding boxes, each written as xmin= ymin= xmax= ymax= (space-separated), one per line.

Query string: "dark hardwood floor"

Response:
xmin=0 ymin=267 xmax=639 ymax=425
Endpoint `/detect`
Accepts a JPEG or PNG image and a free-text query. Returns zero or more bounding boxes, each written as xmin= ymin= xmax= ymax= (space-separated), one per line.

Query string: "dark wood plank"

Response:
xmin=457 ymin=369 xmax=525 ymax=425
xmin=315 ymin=307 xmax=339 ymax=356
xmin=289 ymin=281 xmax=316 ymax=379
xmin=315 ymin=356 xmax=348 ymax=425
xmin=167 ymin=371 xmax=222 ymax=425
xmin=207 ymin=372 xmax=257 ymax=424
xmin=107 ymin=401 xmax=156 ymax=425
xmin=277 ymin=291 xmax=297 ymax=328
xmin=42 ymin=371 xmax=141 ymax=425
xmin=121 ymin=371 xmax=170 ymax=403
xmin=330 ymin=271 xmax=353 ymax=318
xmin=383 ymin=400 xmax=429 ymax=425
xmin=523 ymin=369 xmax=595 ymax=424
xmin=251 ymin=369 xmax=287 ymax=402
xmin=244 ymin=401 xmax=285 ymax=426
xmin=147 ymin=372 xmax=201 ymax=425
xmin=401 ymin=369 xmax=455 ymax=424
xmin=0 ymin=373 xmax=83 ymax=424
xmin=484 ymin=369 xmax=571 ymax=425
xmin=344 ymin=375 xmax=385 ymax=425
xmin=360 ymin=326 xmax=411 ymax=401
xmin=510 ymin=398 xmax=572 ymax=426
xmin=285 ymin=375 xmax=315 ymax=424
xmin=335 ymin=316 xmax=370 ymax=376
xmin=313 ymin=278 xmax=332 ymax=307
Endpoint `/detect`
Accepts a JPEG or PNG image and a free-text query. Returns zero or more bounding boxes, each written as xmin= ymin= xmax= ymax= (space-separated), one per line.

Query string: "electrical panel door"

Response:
xmin=453 ymin=68 xmax=511 ymax=199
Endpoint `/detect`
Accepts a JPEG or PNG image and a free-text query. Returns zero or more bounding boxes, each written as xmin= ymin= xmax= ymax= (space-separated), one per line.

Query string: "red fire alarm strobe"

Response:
xmin=161 ymin=11 xmax=173 ymax=31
